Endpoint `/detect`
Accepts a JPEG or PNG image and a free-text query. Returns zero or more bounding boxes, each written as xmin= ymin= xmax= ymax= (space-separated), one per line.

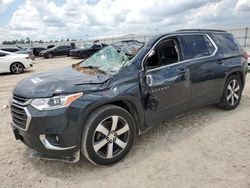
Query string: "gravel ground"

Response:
xmin=0 ymin=56 xmax=250 ymax=188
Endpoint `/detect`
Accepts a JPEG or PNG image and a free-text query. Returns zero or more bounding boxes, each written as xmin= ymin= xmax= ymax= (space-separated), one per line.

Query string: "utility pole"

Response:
xmin=244 ymin=27 xmax=248 ymax=48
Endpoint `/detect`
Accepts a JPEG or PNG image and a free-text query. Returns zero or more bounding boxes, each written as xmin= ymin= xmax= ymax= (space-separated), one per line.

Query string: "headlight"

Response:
xmin=31 ymin=93 xmax=83 ymax=110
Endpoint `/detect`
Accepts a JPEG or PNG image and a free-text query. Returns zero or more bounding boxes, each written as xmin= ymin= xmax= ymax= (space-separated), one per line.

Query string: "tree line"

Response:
xmin=2 ymin=38 xmax=77 ymax=45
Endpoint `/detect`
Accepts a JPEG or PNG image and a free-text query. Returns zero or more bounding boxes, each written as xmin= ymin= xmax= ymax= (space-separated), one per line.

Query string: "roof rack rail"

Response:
xmin=177 ymin=29 xmax=226 ymax=33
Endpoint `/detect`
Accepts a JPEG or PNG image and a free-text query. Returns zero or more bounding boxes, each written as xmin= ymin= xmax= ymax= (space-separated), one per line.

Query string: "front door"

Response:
xmin=140 ymin=37 xmax=191 ymax=127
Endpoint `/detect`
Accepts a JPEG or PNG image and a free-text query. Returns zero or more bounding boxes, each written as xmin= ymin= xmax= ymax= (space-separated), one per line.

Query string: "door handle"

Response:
xmin=217 ymin=59 xmax=224 ymax=64
xmin=178 ymin=68 xmax=187 ymax=75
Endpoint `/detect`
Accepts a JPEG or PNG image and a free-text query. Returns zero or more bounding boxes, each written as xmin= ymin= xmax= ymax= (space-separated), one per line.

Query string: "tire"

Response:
xmin=10 ymin=62 xmax=24 ymax=74
xmin=79 ymin=52 xmax=88 ymax=59
xmin=47 ymin=53 xmax=53 ymax=59
xmin=81 ymin=105 xmax=136 ymax=165
xmin=218 ymin=74 xmax=242 ymax=110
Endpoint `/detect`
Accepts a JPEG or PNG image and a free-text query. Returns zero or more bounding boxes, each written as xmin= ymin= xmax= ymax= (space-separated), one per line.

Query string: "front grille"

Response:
xmin=10 ymin=94 xmax=31 ymax=131
xmin=11 ymin=104 xmax=28 ymax=129
xmin=12 ymin=95 xmax=31 ymax=106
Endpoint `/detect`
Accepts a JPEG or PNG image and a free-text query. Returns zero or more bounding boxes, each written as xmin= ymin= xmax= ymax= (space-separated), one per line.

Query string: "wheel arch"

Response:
xmin=106 ymin=100 xmax=140 ymax=134
xmin=226 ymin=70 xmax=245 ymax=87
xmin=9 ymin=61 xmax=25 ymax=72
xmin=79 ymin=98 xmax=144 ymax=136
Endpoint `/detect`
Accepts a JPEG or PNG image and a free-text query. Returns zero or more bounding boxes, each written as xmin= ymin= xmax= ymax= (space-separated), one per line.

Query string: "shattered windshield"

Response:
xmin=76 ymin=40 xmax=144 ymax=74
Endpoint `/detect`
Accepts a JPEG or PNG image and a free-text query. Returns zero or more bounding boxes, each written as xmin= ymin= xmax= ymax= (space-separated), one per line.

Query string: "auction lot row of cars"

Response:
xmin=1 ymin=37 xmax=250 ymax=75
xmin=37 ymin=42 xmax=107 ymax=59
xmin=0 ymin=41 xmax=108 ymax=74
xmin=3 ymin=29 xmax=249 ymax=166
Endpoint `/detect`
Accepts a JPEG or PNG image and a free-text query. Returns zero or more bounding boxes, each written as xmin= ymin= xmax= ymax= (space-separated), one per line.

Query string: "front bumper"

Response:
xmin=10 ymin=103 xmax=83 ymax=157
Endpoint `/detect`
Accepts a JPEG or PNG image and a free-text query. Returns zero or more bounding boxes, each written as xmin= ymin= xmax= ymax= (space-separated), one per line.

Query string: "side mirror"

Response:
xmin=145 ymin=75 xmax=153 ymax=87
xmin=143 ymin=49 xmax=155 ymax=70
xmin=148 ymin=49 xmax=155 ymax=58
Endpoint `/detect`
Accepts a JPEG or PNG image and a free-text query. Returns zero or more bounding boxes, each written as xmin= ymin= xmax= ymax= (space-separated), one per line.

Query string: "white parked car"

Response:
xmin=0 ymin=50 xmax=33 ymax=74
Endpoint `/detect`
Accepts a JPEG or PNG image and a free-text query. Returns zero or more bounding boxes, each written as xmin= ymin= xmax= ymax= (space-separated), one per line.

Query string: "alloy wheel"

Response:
xmin=11 ymin=63 xmax=23 ymax=74
xmin=48 ymin=53 xmax=53 ymax=58
xmin=226 ymin=79 xmax=240 ymax=106
xmin=92 ymin=115 xmax=130 ymax=159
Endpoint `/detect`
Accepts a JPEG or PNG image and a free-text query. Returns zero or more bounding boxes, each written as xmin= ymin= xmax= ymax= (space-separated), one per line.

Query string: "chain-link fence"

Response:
xmin=1 ymin=26 xmax=249 ymax=49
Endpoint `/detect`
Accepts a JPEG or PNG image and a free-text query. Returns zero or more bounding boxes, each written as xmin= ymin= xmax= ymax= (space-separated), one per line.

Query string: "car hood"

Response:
xmin=13 ymin=67 xmax=111 ymax=98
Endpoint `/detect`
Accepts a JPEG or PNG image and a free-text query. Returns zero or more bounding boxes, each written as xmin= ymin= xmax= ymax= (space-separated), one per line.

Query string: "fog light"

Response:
xmin=45 ymin=134 xmax=61 ymax=146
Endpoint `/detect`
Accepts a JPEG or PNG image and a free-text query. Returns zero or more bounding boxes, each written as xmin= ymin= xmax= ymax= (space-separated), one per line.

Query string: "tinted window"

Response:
xmin=93 ymin=44 xmax=102 ymax=49
xmin=213 ymin=33 xmax=241 ymax=57
xmin=147 ymin=39 xmax=179 ymax=68
xmin=60 ymin=46 xmax=71 ymax=49
xmin=1 ymin=48 xmax=19 ymax=52
xmin=0 ymin=52 xmax=6 ymax=57
xmin=180 ymin=35 xmax=215 ymax=60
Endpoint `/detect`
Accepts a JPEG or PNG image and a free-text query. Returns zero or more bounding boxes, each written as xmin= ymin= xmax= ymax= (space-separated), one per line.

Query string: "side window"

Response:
xmin=213 ymin=33 xmax=241 ymax=57
xmin=0 ymin=52 xmax=6 ymax=57
xmin=58 ymin=46 xmax=65 ymax=50
xmin=146 ymin=39 xmax=179 ymax=69
xmin=93 ymin=44 xmax=102 ymax=49
xmin=180 ymin=35 xmax=215 ymax=60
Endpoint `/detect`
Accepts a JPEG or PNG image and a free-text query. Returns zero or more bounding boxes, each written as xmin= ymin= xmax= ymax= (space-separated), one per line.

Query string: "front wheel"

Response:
xmin=10 ymin=62 xmax=24 ymax=74
xmin=81 ymin=105 xmax=136 ymax=165
xmin=218 ymin=75 xmax=242 ymax=110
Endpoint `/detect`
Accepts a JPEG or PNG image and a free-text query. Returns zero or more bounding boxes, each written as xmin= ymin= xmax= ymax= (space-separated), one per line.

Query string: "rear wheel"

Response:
xmin=10 ymin=62 xmax=24 ymax=74
xmin=218 ymin=75 xmax=242 ymax=110
xmin=47 ymin=53 xmax=53 ymax=59
xmin=81 ymin=105 xmax=136 ymax=165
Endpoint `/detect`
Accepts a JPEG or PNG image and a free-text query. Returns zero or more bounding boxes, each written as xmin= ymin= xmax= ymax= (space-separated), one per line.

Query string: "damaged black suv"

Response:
xmin=10 ymin=30 xmax=248 ymax=165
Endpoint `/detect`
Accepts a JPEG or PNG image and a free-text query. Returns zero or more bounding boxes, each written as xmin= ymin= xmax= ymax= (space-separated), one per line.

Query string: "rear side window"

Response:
xmin=0 ymin=52 xmax=6 ymax=57
xmin=179 ymin=35 xmax=215 ymax=60
xmin=213 ymin=33 xmax=241 ymax=57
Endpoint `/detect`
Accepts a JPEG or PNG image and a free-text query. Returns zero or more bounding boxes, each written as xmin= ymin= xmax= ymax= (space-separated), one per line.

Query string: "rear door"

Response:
xmin=56 ymin=46 xmax=66 ymax=55
xmin=140 ymin=37 xmax=191 ymax=126
xmin=178 ymin=34 xmax=223 ymax=108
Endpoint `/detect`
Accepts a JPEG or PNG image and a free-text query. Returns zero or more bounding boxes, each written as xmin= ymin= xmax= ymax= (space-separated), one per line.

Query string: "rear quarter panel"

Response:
xmin=0 ymin=56 xmax=12 ymax=72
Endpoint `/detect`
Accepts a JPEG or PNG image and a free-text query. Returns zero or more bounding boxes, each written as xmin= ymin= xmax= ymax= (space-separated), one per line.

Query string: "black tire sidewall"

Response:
xmin=81 ymin=105 xmax=136 ymax=165
xmin=47 ymin=53 xmax=53 ymax=59
xmin=220 ymin=75 xmax=242 ymax=110
xmin=10 ymin=63 xmax=24 ymax=74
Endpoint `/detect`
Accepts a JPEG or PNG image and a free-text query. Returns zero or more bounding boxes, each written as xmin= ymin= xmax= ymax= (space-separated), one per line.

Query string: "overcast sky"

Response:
xmin=0 ymin=0 xmax=250 ymax=42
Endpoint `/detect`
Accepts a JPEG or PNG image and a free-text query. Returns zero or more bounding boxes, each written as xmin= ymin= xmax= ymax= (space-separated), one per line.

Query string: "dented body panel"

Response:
xmin=10 ymin=31 xmax=248 ymax=161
